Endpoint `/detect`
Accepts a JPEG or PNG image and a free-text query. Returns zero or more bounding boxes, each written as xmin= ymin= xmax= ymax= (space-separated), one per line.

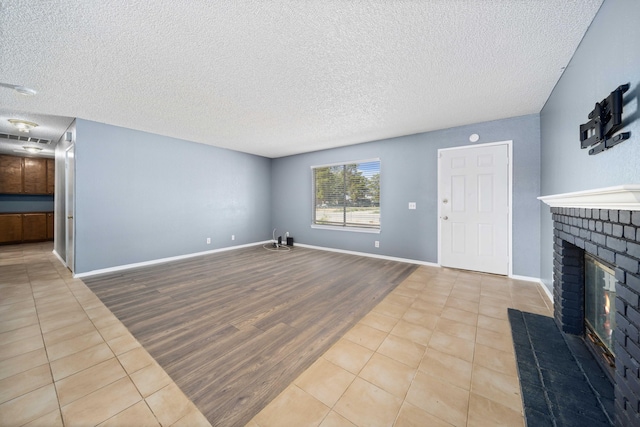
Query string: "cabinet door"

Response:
xmin=23 ymin=158 xmax=47 ymax=194
xmin=47 ymin=213 xmax=54 ymax=240
xmin=47 ymin=159 xmax=55 ymax=194
xmin=0 ymin=155 xmax=23 ymax=194
xmin=23 ymin=213 xmax=47 ymax=241
xmin=0 ymin=214 xmax=24 ymax=243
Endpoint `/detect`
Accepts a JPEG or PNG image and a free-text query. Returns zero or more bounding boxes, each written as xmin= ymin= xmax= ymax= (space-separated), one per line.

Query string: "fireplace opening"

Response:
xmin=584 ymin=253 xmax=616 ymax=381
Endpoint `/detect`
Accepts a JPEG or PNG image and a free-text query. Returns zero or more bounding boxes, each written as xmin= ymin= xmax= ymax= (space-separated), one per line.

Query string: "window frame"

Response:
xmin=310 ymin=158 xmax=381 ymax=233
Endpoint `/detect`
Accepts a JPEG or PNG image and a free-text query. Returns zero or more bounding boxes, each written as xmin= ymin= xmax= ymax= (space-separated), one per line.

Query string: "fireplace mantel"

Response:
xmin=538 ymin=185 xmax=640 ymax=211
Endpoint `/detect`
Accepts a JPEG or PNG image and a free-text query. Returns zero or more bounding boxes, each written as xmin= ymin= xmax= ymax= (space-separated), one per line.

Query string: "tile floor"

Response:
xmin=1 ymin=242 xmax=553 ymax=427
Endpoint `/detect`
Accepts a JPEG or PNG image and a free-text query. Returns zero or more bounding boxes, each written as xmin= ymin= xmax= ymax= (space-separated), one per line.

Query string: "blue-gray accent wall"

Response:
xmin=0 ymin=195 xmax=53 ymax=213
xmin=540 ymin=0 xmax=640 ymax=291
xmin=73 ymin=119 xmax=272 ymax=274
xmin=271 ymin=114 xmax=541 ymax=278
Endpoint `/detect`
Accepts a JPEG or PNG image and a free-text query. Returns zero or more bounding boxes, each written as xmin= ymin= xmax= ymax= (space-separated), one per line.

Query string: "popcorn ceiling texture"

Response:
xmin=0 ymin=0 xmax=602 ymax=158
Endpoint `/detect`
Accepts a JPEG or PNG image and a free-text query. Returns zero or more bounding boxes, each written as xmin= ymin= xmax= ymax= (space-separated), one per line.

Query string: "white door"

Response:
xmin=65 ymin=144 xmax=75 ymax=273
xmin=438 ymin=143 xmax=510 ymax=275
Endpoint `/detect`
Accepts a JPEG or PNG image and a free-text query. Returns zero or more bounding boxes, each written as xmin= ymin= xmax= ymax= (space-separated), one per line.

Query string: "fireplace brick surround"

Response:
xmin=551 ymin=207 xmax=640 ymax=426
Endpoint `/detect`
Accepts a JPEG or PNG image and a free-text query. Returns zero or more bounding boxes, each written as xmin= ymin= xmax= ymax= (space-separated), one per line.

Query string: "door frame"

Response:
xmin=65 ymin=144 xmax=75 ymax=273
xmin=437 ymin=140 xmax=513 ymax=276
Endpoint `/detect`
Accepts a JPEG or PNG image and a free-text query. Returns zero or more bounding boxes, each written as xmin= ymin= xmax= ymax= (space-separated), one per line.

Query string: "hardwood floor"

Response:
xmin=83 ymin=245 xmax=417 ymax=426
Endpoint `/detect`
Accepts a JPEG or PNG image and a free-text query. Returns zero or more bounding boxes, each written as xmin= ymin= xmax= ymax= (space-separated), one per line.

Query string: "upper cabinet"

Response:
xmin=0 ymin=154 xmax=54 ymax=195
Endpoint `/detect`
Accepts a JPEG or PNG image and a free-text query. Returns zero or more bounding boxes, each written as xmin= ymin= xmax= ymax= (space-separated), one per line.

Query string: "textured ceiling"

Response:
xmin=0 ymin=0 xmax=603 ymax=158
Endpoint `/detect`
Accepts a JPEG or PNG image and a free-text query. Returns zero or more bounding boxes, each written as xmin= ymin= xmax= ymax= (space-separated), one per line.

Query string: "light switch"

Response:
xmin=408 ymin=202 xmax=417 ymax=210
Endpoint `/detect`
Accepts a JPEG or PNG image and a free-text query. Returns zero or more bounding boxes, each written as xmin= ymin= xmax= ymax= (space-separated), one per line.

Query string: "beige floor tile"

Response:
xmin=0 ymin=324 xmax=41 ymax=349
xmin=0 ymin=348 xmax=48 ymax=381
xmin=376 ymin=334 xmax=426 ymax=368
xmin=0 ymin=383 xmax=59 ymax=426
xmin=170 ymin=405 xmax=212 ymax=427
xmin=334 ymin=377 xmax=402 ymax=427
xmin=359 ymin=311 xmax=399 ymax=333
xmin=107 ymin=333 xmax=142 ymax=355
xmin=294 ymin=357 xmax=355 ymax=407
xmin=55 ymin=358 xmax=127 ymax=406
xmin=118 ymin=346 xmax=156 ymax=375
xmin=384 ymin=293 xmax=415 ymax=308
xmin=0 ymin=312 xmax=38 ymax=335
xmin=97 ymin=401 xmax=160 ymax=427
xmin=50 ymin=342 xmax=115 ymax=381
xmin=253 ymin=385 xmax=330 ymax=427
xmin=394 ymin=401 xmax=453 ymax=427
xmin=42 ymin=319 xmax=97 ymax=347
xmin=470 ymin=365 xmax=522 ymax=413
xmin=419 ymin=348 xmax=473 ymax=391
xmin=46 ymin=329 xmax=105 ymax=361
xmin=401 ymin=308 xmax=439 ymax=329
xmin=343 ymin=323 xmax=388 ymax=351
xmin=410 ymin=298 xmax=445 ymax=314
xmin=477 ymin=314 xmax=511 ymax=334
xmin=389 ymin=320 xmax=432 ymax=346
xmin=39 ymin=310 xmax=90 ymax=334
xmin=0 ymin=333 xmax=44 ymax=361
xmin=449 ymin=288 xmax=481 ymax=303
xmin=22 ymin=408 xmax=63 ymax=427
xmin=445 ymin=297 xmax=480 ymax=314
xmin=372 ymin=300 xmax=409 ymax=319
xmin=98 ymin=322 xmax=132 ymax=342
xmin=0 ymin=364 xmax=52 ymax=405
xmin=130 ymin=362 xmax=173 ymax=398
xmin=435 ymin=318 xmax=477 ymax=341
xmin=322 ymin=339 xmax=373 ymax=375
xmin=441 ymin=306 xmax=478 ymax=327
xmin=428 ymin=331 xmax=475 ymax=363
xmin=145 ymin=382 xmax=195 ymax=427
xmin=406 ymin=371 xmax=469 ymax=427
xmin=478 ymin=303 xmax=509 ymax=320
xmin=476 ymin=327 xmax=515 ymax=354
xmin=358 ymin=353 xmax=415 ymax=398
xmin=61 ymin=376 xmax=142 ymax=426
xmin=391 ymin=286 xmax=421 ymax=300
xmin=473 ymin=343 xmax=518 ymax=377
xmin=319 ymin=410 xmax=357 ymax=427
xmin=467 ymin=392 xmax=524 ymax=427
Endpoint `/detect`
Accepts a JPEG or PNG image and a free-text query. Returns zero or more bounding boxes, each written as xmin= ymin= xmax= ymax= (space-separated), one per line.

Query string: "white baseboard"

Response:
xmin=52 ymin=249 xmax=67 ymax=267
xmin=293 ymin=243 xmax=440 ymax=267
xmin=74 ymin=241 xmax=272 ymax=278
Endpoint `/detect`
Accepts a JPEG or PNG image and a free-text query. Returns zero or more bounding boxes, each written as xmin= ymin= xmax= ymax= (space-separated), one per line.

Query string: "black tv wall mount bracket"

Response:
xmin=579 ymin=83 xmax=631 ymax=155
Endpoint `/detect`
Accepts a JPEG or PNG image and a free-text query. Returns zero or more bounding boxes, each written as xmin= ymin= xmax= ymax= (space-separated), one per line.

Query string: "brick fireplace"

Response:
xmin=540 ymin=186 xmax=640 ymax=427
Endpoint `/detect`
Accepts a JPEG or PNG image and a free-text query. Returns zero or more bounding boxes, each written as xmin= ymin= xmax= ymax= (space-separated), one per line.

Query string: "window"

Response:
xmin=312 ymin=159 xmax=380 ymax=230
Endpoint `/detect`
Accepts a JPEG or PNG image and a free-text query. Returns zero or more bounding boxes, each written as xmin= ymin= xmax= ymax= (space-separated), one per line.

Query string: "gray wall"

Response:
xmin=272 ymin=114 xmax=541 ymax=278
xmin=540 ymin=0 xmax=640 ymax=289
xmin=73 ymin=119 xmax=272 ymax=274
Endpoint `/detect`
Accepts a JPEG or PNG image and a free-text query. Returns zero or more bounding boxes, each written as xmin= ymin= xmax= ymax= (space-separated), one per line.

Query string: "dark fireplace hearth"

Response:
xmin=546 ymin=203 xmax=640 ymax=427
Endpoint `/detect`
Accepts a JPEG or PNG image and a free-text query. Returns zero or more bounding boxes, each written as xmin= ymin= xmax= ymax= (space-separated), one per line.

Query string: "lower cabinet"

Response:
xmin=0 ymin=212 xmax=54 ymax=244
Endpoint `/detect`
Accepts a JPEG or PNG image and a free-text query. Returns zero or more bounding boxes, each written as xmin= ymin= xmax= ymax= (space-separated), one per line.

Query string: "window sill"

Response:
xmin=311 ymin=224 xmax=381 ymax=234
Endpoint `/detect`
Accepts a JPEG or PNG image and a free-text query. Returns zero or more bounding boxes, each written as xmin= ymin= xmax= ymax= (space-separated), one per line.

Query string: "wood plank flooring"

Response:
xmin=83 ymin=245 xmax=416 ymax=426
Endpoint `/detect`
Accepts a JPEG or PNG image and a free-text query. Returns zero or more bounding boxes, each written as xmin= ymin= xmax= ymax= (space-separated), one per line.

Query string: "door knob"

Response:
xmin=441 ymin=216 xmax=449 ymax=220
xmin=67 ymin=215 xmax=73 ymax=219
xmin=442 ymin=198 xmax=448 ymax=204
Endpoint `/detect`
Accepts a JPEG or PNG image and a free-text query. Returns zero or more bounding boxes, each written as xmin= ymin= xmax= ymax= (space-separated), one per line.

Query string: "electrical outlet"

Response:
xmin=231 ymin=235 xmax=235 ymax=241
xmin=374 ymin=241 xmax=379 ymax=248
xmin=408 ymin=202 xmax=417 ymax=210
xmin=206 ymin=237 xmax=211 ymax=244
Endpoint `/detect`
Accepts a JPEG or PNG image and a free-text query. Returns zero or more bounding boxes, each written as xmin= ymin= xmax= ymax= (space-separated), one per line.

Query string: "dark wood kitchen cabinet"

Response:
xmin=0 ymin=154 xmax=54 ymax=195
xmin=0 ymin=212 xmax=54 ymax=244
xmin=0 ymin=214 xmax=23 ymax=244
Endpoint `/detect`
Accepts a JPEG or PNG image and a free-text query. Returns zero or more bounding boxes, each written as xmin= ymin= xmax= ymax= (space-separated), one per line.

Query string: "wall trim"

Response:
xmin=538 ymin=184 xmax=640 ymax=210
xmin=73 ymin=241 xmax=272 ymax=278
xmin=294 ymin=243 xmax=440 ymax=267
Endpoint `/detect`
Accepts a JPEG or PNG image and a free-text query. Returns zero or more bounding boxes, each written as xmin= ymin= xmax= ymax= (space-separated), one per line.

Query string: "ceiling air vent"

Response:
xmin=0 ymin=133 xmax=51 ymax=145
